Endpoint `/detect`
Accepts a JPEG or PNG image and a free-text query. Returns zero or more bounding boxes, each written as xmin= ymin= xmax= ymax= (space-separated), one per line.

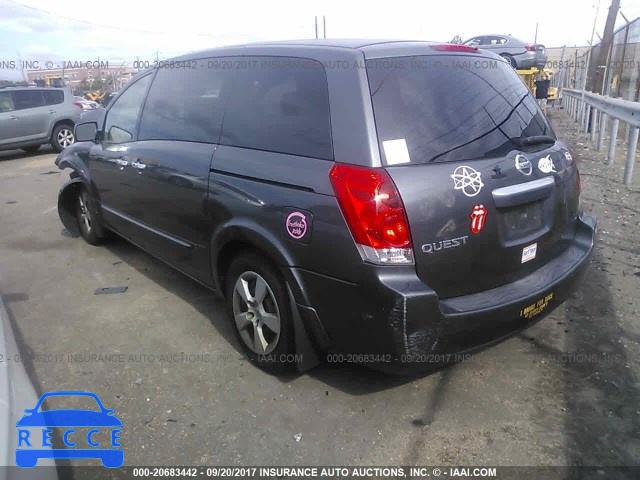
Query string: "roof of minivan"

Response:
xmin=171 ymin=39 xmax=467 ymax=61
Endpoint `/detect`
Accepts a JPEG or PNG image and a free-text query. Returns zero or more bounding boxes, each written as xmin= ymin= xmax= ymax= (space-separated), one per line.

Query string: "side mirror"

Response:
xmin=75 ymin=122 xmax=98 ymax=142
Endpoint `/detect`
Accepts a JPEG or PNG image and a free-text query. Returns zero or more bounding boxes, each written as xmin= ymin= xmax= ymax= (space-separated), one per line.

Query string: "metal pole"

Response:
xmin=323 ymin=15 xmax=326 ymax=39
xmin=607 ymin=118 xmax=619 ymax=165
xmin=597 ymin=112 xmax=607 ymax=151
xmin=590 ymin=108 xmax=598 ymax=142
xmin=580 ymin=0 xmax=601 ymax=124
xmin=583 ymin=104 xmax=591 ymax=132
xmin=624 ymin=127 xmax=639 ymax=186
xmin=314 ymin=16 xmax=318 ymax=39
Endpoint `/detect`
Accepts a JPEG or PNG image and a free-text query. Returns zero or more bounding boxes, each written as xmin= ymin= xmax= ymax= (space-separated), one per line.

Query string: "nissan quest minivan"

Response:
xmin=55 ymin=40 xmax=596 ymax=373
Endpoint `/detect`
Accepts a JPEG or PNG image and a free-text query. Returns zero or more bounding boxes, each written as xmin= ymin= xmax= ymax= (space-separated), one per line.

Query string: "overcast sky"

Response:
xmin=1 ymin=0 xmax=639 ymax=81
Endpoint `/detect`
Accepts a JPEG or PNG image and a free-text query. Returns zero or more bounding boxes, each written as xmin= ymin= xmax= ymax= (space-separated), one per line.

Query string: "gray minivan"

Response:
xmin=0 ymin=86 xmax=80 ymax=153
xmin=55 ymin=40 xmax=595 ymax=374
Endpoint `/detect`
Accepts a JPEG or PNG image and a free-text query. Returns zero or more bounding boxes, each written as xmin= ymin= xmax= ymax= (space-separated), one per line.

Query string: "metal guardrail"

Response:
xmin=561 ymin=88 xmax=640 ymax=186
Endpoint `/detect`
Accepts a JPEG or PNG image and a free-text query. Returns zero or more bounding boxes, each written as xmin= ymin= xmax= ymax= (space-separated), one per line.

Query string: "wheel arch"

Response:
xmin=49 ymin=118 xmax=76 ymax=140
xmin=211 ymin=220 xmax=322 ymax=371
xmin=211 ymin=220 xmax=297 ymax=299
xmin=56 ymin=148 xmax=108 ymax=239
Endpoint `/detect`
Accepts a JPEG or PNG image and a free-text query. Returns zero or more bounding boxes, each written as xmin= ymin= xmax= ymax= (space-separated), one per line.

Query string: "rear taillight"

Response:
xmin=329 ymin=163 xmax=414 ymax=265
xmin=431 ymin=44 xmax=478 ymax=53
xmin=525 ymin=44 xmax=536 ymax=52
xmin=73 ymin=101 xmax=84 ymax=109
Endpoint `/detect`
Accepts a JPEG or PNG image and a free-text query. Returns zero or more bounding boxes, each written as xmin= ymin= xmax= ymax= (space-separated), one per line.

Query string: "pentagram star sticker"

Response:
xmin=450 ymin=166 xmax=484 ymax=197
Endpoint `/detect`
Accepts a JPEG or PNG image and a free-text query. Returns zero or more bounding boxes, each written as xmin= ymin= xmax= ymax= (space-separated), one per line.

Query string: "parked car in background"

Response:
xmin=463 ymin=35 xmax=547 ymax=69
xmin=0 ymin=87 xmax=81 ymax=153
xmin=55 ymin=40 xmax=594 ymax=374
xmin=73 ymin=96 xmax=100 ymax=111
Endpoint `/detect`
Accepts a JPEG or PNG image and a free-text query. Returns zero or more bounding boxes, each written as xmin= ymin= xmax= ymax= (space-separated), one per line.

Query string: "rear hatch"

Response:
xmin=366 ymin=51 xmax=580 ymax=298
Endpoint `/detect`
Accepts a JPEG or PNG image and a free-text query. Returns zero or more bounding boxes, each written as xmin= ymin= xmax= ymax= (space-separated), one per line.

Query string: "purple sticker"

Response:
xmin=286 ymin=211 xmax=307 ymax=240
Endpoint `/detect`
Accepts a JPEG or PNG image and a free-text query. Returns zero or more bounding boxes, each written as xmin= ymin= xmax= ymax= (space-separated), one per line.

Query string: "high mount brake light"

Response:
xmin=431 ymin=44 xmax=479 ymax=53
xmin=329 ymin=163 xmax=414 ymax=265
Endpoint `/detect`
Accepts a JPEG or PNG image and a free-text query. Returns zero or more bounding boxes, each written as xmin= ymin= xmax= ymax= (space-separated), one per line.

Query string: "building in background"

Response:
xmin=26 ymin=64 xmax=136 ymax=93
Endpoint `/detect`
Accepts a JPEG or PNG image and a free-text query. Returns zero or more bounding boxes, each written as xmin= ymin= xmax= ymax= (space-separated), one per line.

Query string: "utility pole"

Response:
xmin=323 ymin=15 xmax=326 ymax=39
xmin=579 ymin=0 xmax=600 ymax=127
xmin=593 ymin=0 xmax=620 ymax=94
xmin=314 ymin=16 xmax=318 ymax=39
xmin=534 ymin=22 xmax=538 ymax=43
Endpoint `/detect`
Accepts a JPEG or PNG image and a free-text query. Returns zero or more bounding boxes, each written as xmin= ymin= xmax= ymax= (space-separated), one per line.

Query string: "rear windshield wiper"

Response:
xmin=516 ymin=135 xmax=556 ymax=147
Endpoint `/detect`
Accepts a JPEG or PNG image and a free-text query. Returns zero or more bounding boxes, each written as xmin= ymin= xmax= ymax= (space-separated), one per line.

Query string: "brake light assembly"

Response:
xmin=329 ymin=164 xmax=414 ymax=265
xmin=525 ymin=44 xmax=536 ymax=52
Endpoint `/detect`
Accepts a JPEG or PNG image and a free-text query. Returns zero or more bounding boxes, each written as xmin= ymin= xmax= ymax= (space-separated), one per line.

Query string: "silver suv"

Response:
xmin=0 ymin=86 xmax=81 ymax=153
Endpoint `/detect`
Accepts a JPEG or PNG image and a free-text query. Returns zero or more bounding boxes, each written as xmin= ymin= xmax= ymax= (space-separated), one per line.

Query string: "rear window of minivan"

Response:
xmin=366 ymin=55 xmax=554 ymax=165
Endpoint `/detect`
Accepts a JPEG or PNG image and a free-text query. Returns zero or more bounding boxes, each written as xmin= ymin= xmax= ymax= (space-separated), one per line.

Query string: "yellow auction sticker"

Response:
xmin=520 ymin=292 xmax=554 ymax=319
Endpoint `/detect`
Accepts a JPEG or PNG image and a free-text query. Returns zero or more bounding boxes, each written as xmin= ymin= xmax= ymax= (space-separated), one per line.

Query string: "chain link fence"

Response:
xmin=561 ymin=17 xmax=640 ymax=101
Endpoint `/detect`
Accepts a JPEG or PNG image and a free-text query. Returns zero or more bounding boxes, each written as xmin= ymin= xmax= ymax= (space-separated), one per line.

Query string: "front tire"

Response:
xmin=225 ymin=251 xmax=295 ymax=373
xmin=51 ymin=123 xmax=75 ymax=152
xmin=75 ymin=188 xmax=104 ymax=245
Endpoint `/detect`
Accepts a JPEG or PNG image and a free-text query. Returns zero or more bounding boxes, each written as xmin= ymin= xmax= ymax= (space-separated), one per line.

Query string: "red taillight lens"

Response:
xmin=73 ymin=101 xmax=84 ymax=109
xmin=329 ymin=164 xmax=413 ymax=264
xmin=525 ymin=44 xmax=536 ymax=51
xmin=431 ymin=44 xmax=478 ymax=53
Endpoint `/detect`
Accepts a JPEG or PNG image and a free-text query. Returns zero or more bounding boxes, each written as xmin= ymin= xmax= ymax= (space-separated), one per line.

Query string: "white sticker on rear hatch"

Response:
xmin=382 ymin=139 xmax=411 ymax=165
xmin=521 ymin=243 xmax=537 ymax=263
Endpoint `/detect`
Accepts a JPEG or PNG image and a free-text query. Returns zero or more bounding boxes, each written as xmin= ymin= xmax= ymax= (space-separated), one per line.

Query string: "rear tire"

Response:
xmin=225 ymin=251 xmax=295 ymax=373
xmin=21 ymin=145 xmax=41 ymax=153
xmin=500 ymin=54 xmax=517 ymax=68
xmin=75 ymin=187 xmax=104 ymax=245
xmin=51 ymin=123 xmax=75 ymax=153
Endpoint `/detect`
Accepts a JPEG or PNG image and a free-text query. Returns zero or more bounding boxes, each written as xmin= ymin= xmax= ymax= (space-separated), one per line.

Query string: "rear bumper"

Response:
xmin=515 ymin=51 xmax=547 ymax=69
xmin=291 ymin=213 xmax=596 ymax=372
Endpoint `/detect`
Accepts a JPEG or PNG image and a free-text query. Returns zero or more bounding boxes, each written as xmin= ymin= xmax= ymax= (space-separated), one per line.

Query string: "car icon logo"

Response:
xmin=15 ymin=391 xmax=123 ymax=468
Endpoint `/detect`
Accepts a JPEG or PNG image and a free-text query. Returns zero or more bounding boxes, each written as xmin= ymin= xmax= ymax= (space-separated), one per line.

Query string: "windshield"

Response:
xmin=366 ymin=55 xmax=555 ymax=165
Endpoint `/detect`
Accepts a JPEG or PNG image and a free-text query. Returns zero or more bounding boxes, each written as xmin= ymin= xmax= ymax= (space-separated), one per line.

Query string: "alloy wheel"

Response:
xmin=78 ymin=191 xmax=92 ymax=234
xmin=232 ymin=271 xmax=281 ymax=355
xmin=58 ymin=128 xmax=75 ymax=148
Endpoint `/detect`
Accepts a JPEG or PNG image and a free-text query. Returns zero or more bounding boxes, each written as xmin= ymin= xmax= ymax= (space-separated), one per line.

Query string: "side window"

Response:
xmin=13 ymin=90 xmax=45 ymax=110
xmin=0 ymin=92 xmax=14 ymax=112
xmin=139 ymin=61 xmax=232 ymax=143
xmin=103 ymin=74 xmax=153 ymax=144
xmin=221 ymin=56 xmax=333 ymax=160
xmin=464 ymin=37 xmax=480 ymax=46
xmin=42 ymin=90 xmax=64 ymax=105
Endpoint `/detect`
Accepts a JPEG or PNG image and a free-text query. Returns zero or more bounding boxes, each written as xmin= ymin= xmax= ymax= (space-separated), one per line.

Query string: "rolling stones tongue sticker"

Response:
xmin=283 ymin=208 xmax=313 ymax=243
xmin=470 ymin=204 xmax=488 ymax=234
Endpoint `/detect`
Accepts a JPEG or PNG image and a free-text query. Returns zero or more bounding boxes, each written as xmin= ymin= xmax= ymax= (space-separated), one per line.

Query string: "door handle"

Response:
xmin=492 ymin=177 xmax=555 ymax=208
xmin=131 ymin=161 xmax=146 ymax=170
xmin=115 ymin=158 xmax=129 ymax=167
xmin=9 ymin=115 xmax=18 ymax=120
xmin=49 ymin=110 xmax=56 ymax=114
